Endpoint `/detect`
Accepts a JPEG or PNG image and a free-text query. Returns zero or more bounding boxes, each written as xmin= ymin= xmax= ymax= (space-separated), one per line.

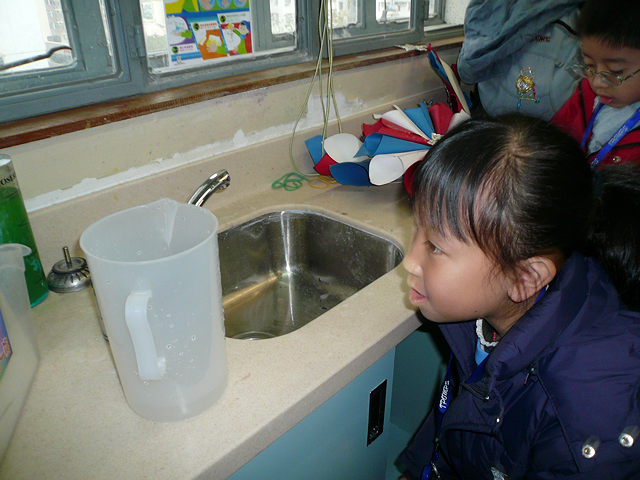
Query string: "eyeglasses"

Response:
xmin=570 ymin=63 xmax=640 ymax=87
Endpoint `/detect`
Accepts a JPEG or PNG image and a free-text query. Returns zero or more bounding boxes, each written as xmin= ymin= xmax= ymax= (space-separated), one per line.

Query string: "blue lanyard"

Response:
xmin=581 ymin=103 xmax=640 ymax=168
xmin=422 ymin=354 xmax=489 ymax=480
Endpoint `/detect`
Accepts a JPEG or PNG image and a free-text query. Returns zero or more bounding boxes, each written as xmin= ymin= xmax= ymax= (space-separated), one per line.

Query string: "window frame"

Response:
xmin=0 ymin=0 xmax=463 ymax=125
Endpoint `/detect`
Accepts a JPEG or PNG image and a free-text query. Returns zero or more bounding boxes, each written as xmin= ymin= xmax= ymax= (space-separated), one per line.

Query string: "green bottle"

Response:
xmin=0 ymin=155 xmax=48 ymax=306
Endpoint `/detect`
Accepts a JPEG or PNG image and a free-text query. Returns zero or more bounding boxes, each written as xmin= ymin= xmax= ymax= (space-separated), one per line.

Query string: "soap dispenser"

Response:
xmin=0 ymin=155 xmax=48 ymax=306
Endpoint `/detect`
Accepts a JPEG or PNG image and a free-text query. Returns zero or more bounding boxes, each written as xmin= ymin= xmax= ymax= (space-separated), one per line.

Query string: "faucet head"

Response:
xmin=187 ymin=169 xmax=230 ymax=207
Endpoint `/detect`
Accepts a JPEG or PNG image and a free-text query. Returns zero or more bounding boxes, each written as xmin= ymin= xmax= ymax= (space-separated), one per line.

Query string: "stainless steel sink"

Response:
xmin=218 ymin=210 xmax=403 ymax=339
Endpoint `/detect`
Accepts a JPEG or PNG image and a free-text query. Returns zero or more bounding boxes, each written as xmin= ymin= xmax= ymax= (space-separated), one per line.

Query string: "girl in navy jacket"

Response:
xmin=399 ymin=114 xmax=640 ymax=479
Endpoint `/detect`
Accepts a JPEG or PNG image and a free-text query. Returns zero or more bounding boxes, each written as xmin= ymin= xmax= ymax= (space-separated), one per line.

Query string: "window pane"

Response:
xmin=0 ymin=0 xmax=117 ymax=98
xmin=142 ymin=0 xmax=296 ymax=74
xmin=270 ymin=0 xmax=296 ymax=35
xmin=331 ymin=0 xmax=415 ymax=43
xmin=0 ymin=0 xmax=73 ymax=72
xmin=141 ymin=0 xmax=170 ymax=70
xmin=144 ymin=0 xmax=254 ymax=72
xmin=426 ymin=0 xmax=441 ymax=19
xmin=376 ymin=0 xmax=411 ymax=24
xmin=0 ymin=0 xmax=127 ymax=123
xmin=332 ymin=1 xmax=359 ymax=29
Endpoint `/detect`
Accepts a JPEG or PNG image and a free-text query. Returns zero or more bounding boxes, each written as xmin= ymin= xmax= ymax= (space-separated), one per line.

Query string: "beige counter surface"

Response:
xmin=0 ymin=175 xmax=422 ymax=479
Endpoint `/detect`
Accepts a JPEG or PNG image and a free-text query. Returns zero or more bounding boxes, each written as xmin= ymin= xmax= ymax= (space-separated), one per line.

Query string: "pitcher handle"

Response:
xmin=125 ymin=290 xmax=166 ymax=381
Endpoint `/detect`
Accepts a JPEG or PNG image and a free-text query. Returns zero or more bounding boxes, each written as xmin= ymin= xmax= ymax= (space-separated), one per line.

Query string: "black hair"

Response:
xmin=586 ymin=166 xmax=640 ymax=310
xmin=411 ymin=114 xmax=593 ymax=279
xmin=577 ymin=0 xmax=640 ymax=49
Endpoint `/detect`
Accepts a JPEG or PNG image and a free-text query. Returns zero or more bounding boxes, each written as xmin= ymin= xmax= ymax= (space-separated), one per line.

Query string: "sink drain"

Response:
xmin=232 ymin=331 xmax=276 ymax=340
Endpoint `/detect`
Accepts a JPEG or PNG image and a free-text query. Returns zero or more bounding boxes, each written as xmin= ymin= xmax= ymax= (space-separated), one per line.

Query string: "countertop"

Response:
xmin=0 ymin=179 xmax=422 ymax=479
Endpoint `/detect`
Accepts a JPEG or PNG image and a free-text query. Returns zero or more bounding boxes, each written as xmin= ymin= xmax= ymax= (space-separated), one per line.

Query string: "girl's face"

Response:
xmin=403 ymin=222 xmax=521 ymax=337
xmin=581 ymin=36 xmax=640 ymax=108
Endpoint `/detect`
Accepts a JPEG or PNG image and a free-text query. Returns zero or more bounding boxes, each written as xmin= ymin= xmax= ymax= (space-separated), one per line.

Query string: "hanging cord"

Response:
xmin=320 ymin=0 xmax=342 ymax=139
xmin=275 ymin=0 xmax=341 ymax=190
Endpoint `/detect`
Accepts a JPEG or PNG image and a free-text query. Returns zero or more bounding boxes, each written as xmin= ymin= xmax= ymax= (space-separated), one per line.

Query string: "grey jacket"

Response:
xmin=457 ymin=0 xmax=583 ymax=84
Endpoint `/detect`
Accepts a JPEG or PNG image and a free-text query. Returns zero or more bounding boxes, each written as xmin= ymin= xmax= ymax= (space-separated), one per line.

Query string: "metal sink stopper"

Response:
xmin=47 ymin=246 xmax=91 ymax=293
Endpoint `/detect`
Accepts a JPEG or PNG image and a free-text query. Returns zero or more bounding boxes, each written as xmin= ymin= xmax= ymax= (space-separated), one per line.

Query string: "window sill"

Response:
xmin=0 ymin=36 xmax=463 ymax=149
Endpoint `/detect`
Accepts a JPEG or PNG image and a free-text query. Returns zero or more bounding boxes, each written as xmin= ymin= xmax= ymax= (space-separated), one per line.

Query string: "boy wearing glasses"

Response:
xmin=552 ymin=0 xmax=640 ymax=168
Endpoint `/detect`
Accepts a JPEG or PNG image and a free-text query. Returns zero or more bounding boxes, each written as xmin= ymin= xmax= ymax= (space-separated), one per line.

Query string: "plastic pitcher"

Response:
xmin=80 ymin=198 xmax=227 ymax=422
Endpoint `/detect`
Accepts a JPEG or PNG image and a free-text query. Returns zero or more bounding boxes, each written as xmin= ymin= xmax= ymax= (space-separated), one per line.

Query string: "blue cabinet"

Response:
xmin=229 ymin=349 xmax=395 ymax=480
xmin=385 ymin=324 xmax=449 ymax=479
xmin=229 ymin=325 xmax=448 ymax=480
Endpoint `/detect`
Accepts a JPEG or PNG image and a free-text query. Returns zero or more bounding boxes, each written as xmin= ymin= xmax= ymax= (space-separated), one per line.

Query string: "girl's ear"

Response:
xmin=508 ymin=256 xmax=557 ymax=303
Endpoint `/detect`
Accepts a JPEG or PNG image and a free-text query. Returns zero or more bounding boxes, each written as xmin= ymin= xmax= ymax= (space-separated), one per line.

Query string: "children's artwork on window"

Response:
xmin=194 ymin=20 xmax=227 ymax=60
xmin=163 ymin=0 xmax=252 ymax=68
xmin=219 ymin=11 xmax=252 ymax=56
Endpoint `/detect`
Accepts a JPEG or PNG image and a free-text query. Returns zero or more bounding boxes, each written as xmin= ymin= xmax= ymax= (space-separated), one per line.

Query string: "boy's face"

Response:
xmin=581 ymin=36 xmax=640 ymax=108
xmin=403 ymin=221 xmax=520 ymax=337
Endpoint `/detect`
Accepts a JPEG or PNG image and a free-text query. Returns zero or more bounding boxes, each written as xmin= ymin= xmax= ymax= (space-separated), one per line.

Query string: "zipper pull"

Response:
xmin=524 ymin=363 xmax=537 ymax=385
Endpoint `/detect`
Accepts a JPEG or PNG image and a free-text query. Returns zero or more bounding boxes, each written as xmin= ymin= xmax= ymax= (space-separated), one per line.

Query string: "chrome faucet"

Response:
xmin=187 ymin=169 xmax=230 ymax=207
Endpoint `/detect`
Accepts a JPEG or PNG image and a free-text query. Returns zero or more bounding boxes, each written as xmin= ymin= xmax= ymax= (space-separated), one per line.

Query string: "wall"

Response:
xmin=4 ymin=47 xmax=460 ymax=211
xmin=445 ymin=0 xmax=471 ymax=25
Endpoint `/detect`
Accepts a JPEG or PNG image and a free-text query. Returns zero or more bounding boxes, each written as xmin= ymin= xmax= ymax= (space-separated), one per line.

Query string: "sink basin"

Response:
xmin=218 ymin=210 xmax=403 ymax=339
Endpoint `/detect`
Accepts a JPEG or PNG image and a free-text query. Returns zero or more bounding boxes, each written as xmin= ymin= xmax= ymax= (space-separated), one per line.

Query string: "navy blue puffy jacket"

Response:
xmin=400 ymin=254 xmax=640 ymax=479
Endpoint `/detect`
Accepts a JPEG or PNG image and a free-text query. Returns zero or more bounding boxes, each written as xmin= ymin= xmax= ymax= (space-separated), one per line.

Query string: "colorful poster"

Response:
xmin=219 ymin=11 xmax=252 ymax=55
xmin=163 ymin=0 xmax=252 ymax=68
xmin=166 ymin=15 xmax=199 ymax=65
xmin=193 ymin=20 xmax=227 ymax=60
